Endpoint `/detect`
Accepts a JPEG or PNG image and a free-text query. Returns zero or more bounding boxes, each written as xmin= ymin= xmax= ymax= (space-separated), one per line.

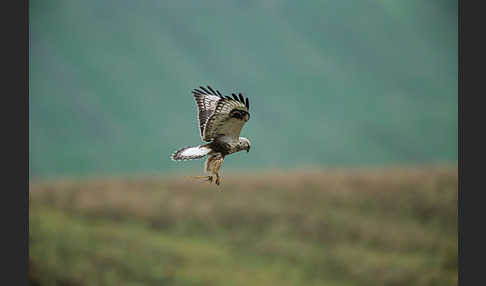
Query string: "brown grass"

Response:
xmin=30 ymin=166 xmax=457 ymax=286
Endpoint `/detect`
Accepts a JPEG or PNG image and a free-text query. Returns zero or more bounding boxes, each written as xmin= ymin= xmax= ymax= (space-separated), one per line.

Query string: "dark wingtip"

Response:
xmin=238 ymin=93 xmax=244 ymax=103
xmin=225 ymin=96 xmax=232 ymax=100
xmin=200 ymin=86 xmax=211 ymax=94
xmin=232 ymin=93 xmax=239 ymax=101
xmin=192 ymin=89 xmax=202 ymax=95
xmin=245 ymin=97 xmax=249 ymax=109
xmin=207 ymin=85 xmax=216 ymax=95
xmin=216 ymin=90 xmax=223 ymax=98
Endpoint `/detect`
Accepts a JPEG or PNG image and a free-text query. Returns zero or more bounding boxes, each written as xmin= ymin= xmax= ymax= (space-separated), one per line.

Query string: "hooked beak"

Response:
xmin=246 ymin=147 xmax=250 ymax=153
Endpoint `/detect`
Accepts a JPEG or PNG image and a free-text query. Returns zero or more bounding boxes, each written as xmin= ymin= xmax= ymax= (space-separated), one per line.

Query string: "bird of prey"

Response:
xmin=171 ymin=85 xmax=251 ymax=185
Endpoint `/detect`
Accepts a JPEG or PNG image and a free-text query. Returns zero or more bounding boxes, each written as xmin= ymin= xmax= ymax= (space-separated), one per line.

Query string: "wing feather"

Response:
xmin=203 ymin=98 xmax=250 ymax=142
xmin=238 ymin=93 xmax=245 ymax=103
xmin=191 ymin=85 xmax=250 ymax=142
xmin=191 ymin=86 xmax=221 ymax=140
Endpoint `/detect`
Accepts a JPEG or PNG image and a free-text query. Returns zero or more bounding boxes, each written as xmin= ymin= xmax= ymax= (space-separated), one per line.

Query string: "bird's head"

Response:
xmin=239 ymin=137 xmax=251 ymax=153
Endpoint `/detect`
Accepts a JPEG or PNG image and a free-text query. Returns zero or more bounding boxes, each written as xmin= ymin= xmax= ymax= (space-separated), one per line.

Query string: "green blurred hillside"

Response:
xmin=29 ymin=0 xmax=457 ymax=178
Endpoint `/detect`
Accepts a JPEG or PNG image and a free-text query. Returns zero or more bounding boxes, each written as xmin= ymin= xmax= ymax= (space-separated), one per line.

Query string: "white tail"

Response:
xmin=171 ymin=145 xmax=211 ymax=161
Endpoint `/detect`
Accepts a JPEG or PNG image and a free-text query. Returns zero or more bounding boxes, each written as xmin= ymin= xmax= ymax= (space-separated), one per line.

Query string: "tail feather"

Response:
xmin=171 ymin=145 xmax=211 ymax=161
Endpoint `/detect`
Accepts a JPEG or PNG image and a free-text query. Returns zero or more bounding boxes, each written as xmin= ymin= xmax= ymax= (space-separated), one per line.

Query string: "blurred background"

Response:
xmin=29 ymin=0 xmax=457 ymax=285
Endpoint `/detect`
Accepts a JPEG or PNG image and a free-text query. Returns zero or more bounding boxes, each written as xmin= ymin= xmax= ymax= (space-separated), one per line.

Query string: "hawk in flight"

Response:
xmin=171 ymin=85 xmax=251 ymax=185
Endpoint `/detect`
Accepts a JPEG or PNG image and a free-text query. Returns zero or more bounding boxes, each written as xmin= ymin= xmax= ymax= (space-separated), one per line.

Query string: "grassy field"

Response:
xmin=29 ymin=166 xmax=457 ymax=286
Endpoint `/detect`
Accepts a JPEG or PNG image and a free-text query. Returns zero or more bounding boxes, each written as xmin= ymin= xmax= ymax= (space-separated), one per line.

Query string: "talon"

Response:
xmin=215 ymin=174 xmax=221 ymax=186
xmin=190 ymin=175 xmax=214 ymax=184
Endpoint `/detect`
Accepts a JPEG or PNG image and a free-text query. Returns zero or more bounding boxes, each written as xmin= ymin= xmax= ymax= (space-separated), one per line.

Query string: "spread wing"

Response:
xmin=203 ymin=93 xmax=250 ymax=142
xmin=191 ymin=86 xmax=224 ymax=140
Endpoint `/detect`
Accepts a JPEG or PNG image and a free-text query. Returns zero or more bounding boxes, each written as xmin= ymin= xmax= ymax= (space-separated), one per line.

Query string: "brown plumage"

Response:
xmin=205 ymin=154 xmax=224 ymax=185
